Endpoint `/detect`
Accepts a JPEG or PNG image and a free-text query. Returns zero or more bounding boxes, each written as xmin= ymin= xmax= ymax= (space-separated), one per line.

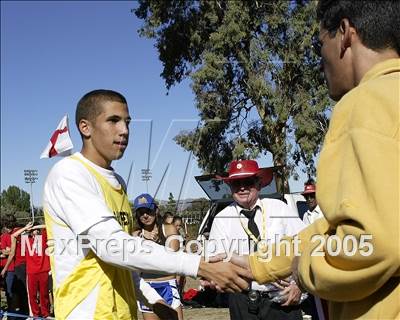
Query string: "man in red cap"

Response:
xmin=208 ymin=159 xmax=306 ymax=320
xmin=301 ymin=179 xmax=324 ymax=225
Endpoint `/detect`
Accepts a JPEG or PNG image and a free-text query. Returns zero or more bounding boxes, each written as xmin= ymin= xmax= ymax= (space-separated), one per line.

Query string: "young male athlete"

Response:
xmin=43 ymin=89 xmax=251 ymax=319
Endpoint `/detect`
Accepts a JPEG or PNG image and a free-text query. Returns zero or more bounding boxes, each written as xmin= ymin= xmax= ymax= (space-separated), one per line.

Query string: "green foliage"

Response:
xmin=178 ymin=198 xmax=210 ymax=240
xmin=1 ymin=186 xmax=33 ymax=226
xmin=166 ymin=192 xmax=176 ymax=212
xmin=1 ymin=185 xmax=30 ymax=212
xmin=14 ymin=210 xmax=31 ymax=223
xmin=158 ymin=192 xmax=177 ymax=214
xmin=168 ymin=192 xmax=175 ymax=204
xmin=185 ymin=223 xmax=199 ymax=241
xmin=135 ymin=0 xmax=332 ymax=189
xmin=186 ymin=198 xmax=209 ymax=216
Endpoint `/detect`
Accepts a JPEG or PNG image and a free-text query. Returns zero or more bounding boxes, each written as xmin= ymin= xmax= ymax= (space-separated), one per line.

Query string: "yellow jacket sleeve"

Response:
xmin=251 ymin=60 xmax=400 ymax=303
xmin=249 ymin=218 xmax=331 ymax=283
xmin=298 ymin=122 xmax=399 ymax=301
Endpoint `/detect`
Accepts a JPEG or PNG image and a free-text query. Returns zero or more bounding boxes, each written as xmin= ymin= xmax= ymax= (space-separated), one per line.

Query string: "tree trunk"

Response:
xmin=273 ymin=129 xmax=290 ymax=195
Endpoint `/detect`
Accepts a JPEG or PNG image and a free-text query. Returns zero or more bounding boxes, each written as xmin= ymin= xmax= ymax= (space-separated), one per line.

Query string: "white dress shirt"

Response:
xmin=302 ymin=205 xmax=324 ymax=225
xmin=207 ymin=198 xmax=305 ymax=291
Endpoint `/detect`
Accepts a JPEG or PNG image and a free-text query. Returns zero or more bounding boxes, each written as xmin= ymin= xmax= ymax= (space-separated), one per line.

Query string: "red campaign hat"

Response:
xmin=301 ymin=183 xmax=316 ymax=195
xmin=216 ymin=160 xmax=273 ymax=187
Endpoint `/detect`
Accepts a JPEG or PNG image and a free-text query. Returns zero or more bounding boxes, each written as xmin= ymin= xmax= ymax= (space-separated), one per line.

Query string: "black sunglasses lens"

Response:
xmin=231 ymin=178 xmax=257 ymax=188
xmin=244 ymin=179 xmax=256 ymax=187
xmin=137 ymin=208 xmax=154 ymax=216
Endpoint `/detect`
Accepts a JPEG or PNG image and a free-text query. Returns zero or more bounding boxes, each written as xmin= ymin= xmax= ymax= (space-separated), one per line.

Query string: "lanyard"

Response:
xmin=237 ymin=203 xmax=267 ymax=244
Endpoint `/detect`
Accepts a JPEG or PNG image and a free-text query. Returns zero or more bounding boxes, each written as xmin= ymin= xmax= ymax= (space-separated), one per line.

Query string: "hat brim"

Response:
xmin=135 ymin=203 xmax=156 ymax=211
xmin=301 ymin=189 xmax=316 ymax=195
xmin=216 ymin=168 xmax=273 ymax=188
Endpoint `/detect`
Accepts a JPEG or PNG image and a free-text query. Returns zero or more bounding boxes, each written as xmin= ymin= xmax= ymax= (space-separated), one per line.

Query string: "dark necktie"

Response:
xmin=241 ymin=206 xmax=260 ymax=250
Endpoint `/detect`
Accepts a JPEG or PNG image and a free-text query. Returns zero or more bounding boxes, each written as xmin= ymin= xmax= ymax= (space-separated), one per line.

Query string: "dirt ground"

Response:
xmin=138 ymin=308 xmax=230 ymax=320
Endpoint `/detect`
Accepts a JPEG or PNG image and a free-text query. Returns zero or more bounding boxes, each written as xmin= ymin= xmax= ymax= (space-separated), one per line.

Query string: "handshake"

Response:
xmin=197 ymin=253 xmax=252 ymax=293
xmin=197 ymin=253 xmax=305 ymax=307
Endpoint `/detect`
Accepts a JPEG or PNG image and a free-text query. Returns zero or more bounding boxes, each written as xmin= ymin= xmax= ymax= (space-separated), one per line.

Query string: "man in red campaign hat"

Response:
xmin=300 ymin=181 xmax=327 ymax=320
xmin=301 ymin=179 xmax=324 ymax=225
xmin=209 ymin=159 xmax=306 ymax=320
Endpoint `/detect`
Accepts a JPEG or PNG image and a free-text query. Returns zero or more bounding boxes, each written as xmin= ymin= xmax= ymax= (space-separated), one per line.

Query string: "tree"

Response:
xmin=1 ymin=185 xmax=30 ymax=212
xmin=135 ymin=0 xmax=331 ymax=192
xmin=179 ymin=197 xmax=210 ymax=240
xmin=1 ymin=186 xmax=32 ymax=225
xmin=188 ymin=198 xmax=210 ymax=217
xmin=165 ymin=192 xmax=177 ymax=213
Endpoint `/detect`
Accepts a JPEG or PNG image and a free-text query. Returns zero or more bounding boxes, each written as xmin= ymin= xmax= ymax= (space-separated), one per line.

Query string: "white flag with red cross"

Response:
xmin=40 ymin=115 xmax=74 ymax=159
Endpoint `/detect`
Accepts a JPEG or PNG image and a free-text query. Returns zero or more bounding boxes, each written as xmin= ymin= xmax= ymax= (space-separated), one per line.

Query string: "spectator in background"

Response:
xmin=10 ymin=221 xmax=29 ymax=316
xmin=11 ymin=223 xmax=51 ymax=318
xmin=172 ymin=216 xmax=186 ymax=240
xmin=0 ymin=215 xmax=16 ymax=314
xmin=0 ymin=216 xmax=29 ymax=317
xmin=301 ymin=179 xmax=324 ymax=225
xmin=133 ymin=193 xmax=184 ymax=320
xmin=0 ymin=226 xmax=6 ymax=311
xmin=172 ymin=216 xmax=188 ymax=298
xmin=300 ymin=180 xmax=326 ymax=319
xmin=163 ymin=212 xmax=174 ymax=224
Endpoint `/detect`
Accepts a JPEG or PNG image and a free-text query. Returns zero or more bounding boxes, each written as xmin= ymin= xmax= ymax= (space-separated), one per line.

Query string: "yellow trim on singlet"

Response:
xmin=45 ymin=155 xmax=137 ymax=319
xmin=43 ymin=209 xmax=57 ymax=292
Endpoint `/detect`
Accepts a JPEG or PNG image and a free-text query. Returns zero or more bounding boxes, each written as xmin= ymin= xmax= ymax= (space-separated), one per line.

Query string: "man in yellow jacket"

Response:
xmin=233 ymin=1 xmax=399 ymax=319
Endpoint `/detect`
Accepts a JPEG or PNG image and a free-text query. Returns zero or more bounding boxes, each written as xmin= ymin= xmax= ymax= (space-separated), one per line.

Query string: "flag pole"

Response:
xmin=24 ymin=169 xmax=38 ymax=223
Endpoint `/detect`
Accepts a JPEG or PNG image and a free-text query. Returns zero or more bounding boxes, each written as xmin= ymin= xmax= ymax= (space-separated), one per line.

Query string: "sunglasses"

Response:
xmin=229 ymin=177 xmax=258 ymax=189
xmin=136 ymin=208 xmax=156 ymax=216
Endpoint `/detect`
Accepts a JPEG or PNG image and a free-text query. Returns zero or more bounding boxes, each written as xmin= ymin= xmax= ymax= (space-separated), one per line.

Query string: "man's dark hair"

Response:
xmin=75 ymin=89 xmax=127 ymax=133
xmin=317 ymin=0 xmax=400 ymax=54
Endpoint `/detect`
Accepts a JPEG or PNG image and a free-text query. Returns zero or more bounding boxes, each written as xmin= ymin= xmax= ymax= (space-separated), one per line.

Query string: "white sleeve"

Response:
xmin=84 ymin=217 xmax=201 ymax=278
xmin=131 ymin=271 xmax=163 ymax=306
xmin=44 ymin=159 xmax=201 ymax=277
xmin=43 ymin=160 xmax=114 ymax=235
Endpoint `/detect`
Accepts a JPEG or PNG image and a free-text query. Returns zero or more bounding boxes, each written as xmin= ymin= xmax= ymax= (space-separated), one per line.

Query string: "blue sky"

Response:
xmin=1 ymin=1 xmax=306 ymax=207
